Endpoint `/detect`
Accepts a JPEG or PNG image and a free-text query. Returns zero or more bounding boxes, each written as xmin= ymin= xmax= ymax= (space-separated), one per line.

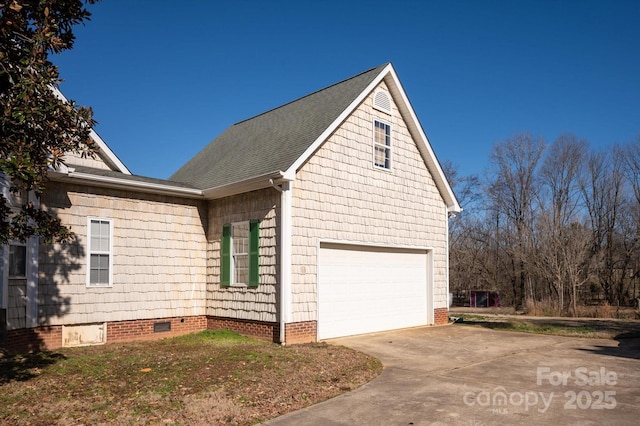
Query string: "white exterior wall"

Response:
xmin=291 ymin=82 xmax=449 ymax=323
xmin=206 ymin=188 xmax=279 ymax=323
xmin=36 ymin=182 xmax=208 ymax=327
xmin=64 ymin=151 xmax=114 ymax=170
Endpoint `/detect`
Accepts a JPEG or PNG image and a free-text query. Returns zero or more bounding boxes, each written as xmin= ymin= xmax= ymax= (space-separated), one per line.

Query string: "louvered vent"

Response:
xmin=373 ymin=90 xmax=391 ymax=114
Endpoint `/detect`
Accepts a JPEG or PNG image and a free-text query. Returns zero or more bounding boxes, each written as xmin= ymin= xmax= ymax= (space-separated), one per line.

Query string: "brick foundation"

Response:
xmin=285 ymin=321 xmax=317 ymax=344
xmin=3 ymin=316 xmax=207 ymax=355
xmin=434 ymin=307 xmax=449 ymax=325
xmin=3 ymin=311 xmax=447 ymax=354
xmin=4 ymin=326 xmax=63 ymax=354
xmin=107 ymin=315 xmax=207 ymax=344
xmin=206 ymin=316 xmax=279 ymax=343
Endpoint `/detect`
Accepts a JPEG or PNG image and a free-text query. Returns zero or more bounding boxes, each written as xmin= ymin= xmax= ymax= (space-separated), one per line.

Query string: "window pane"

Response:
xmin=231 ymin=222 xmax=250 ymax=284
xmin=374 ymin=121 xmax=391 ymax=169
xmin=234 ymin=254 xmax=248 ymax=284
xmin=100 ymin=221 xmax=110 ymax=238
xmin=91 ymin=220 xmax=101 ymax=237
xmin=90 ymin=269 xmax=100 ymax=284
xmin=375 ymin=146 xmax=386 ymax=167
xmin=9 ymin=245 xmax=27 ymax=277
xmin=99 ymin=269 xmax=109 ymax=285
xmin=90 ymin=254 xmax=109 ymax=285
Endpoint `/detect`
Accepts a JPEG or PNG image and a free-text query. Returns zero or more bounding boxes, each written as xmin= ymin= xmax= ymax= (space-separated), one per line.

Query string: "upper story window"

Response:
xmin=9 ymin=243 xmax=26 ymax=278
xmin=87 ymin=218 xmax=113 ymax=287
xmin=221 ymin=221 xmax=260 ymax=288
xmin=373 ymin=120 xmax=392 ymax=170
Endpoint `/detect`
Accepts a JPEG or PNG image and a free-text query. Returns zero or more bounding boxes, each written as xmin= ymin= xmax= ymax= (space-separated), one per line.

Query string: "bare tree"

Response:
xmin=580 ymin=148 xmax=630 ymax=305
xmin=488 ymin=133 xmax=545 ymax=310
xmin=534 ymin=134 xmax=587 ymax=312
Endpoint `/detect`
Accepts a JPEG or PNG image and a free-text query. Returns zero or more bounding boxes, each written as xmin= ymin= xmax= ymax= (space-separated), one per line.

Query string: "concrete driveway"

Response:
xmin=264 ymin=325 xmax=640 ymax=425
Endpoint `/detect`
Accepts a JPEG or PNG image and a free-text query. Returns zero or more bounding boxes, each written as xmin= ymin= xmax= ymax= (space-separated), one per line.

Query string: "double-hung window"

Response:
xmin=221 ymin=221 xmax=259 ymax=287
xmin=87 ymin=218 xmax=113 ymax=287
xmin=373 ymin=119 xmax=392 ymax=170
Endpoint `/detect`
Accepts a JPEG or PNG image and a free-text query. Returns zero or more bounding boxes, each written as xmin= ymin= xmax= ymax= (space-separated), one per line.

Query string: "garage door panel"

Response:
xmin=318 ymin=244 xmax=429 ymax=340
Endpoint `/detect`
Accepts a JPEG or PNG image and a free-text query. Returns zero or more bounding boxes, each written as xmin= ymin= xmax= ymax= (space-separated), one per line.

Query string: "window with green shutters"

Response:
xmin=221 ymin=221 xmax=259 ymax=287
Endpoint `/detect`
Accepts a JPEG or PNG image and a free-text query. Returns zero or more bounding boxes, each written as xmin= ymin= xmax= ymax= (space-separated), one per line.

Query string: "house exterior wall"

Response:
xmin=65 ymin=151 xmax=114 ymax=170
xmin=7 ymin=278 xmax=26 ymax=329
xmin=206 ymin=188 xmax=280 ymax=324
xmin=290 ymin=81 xmax=450 ymax=323
xmin=32 ymin=182 xmax=208 ymax=329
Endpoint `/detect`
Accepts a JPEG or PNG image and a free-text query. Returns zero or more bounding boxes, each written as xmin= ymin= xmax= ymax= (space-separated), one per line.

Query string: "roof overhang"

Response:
xmin=48 ymin=167 xmax=204 ymax=199
xmin=202 ymin=170 xmax=295 ymax=199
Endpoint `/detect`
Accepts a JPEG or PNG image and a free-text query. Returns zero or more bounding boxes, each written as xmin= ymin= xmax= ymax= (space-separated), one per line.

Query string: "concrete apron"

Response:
xmin=264 ymin=325 xmax=640 ymax=426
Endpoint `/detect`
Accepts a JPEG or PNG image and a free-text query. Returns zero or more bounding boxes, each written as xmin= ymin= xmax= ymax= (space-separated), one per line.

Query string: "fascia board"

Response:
xmin=284 ymin=64 xmax=394 ymax=176
xmin=383 ymin=68 xmax=462 ymax=213
xmin=202 ymin=171 xmax=294 ymax=200
xmin=87 ymin=128 xmax=131 ymax=175
xmin=49 ymin=170 xmax=204 ymax=199
xmin=282 ymin=64 xmax=461 ymax=214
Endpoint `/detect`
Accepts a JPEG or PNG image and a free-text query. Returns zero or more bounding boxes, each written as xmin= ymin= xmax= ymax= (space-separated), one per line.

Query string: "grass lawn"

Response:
xmin=452 ymin=313 xmax=640 ymax=340
xmin=0 ymin=330 xmax=382 ymax=425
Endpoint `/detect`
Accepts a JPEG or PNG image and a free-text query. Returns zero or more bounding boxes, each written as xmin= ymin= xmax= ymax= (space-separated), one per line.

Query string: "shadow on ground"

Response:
xmin=0 ymin=351 xmax=66 ymax=384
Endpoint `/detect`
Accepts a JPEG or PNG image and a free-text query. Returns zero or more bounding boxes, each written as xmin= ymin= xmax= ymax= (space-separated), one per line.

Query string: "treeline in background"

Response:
xmin=447 ymin=133 xmax=640 ymax=318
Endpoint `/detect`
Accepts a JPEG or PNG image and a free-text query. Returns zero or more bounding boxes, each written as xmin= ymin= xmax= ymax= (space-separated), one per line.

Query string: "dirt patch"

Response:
xmin=0 ymin=330 xmax=382 ymax=425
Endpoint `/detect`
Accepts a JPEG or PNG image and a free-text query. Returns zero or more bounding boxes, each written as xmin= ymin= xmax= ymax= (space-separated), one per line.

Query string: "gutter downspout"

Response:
xmin=271 ymin=179 xmax=292 ymax=345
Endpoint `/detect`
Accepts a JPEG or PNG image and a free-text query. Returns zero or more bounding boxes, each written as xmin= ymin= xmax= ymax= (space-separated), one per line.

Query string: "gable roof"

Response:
xmin=171 ymin=64 xmax=387 ymax=188
xmin=171 ymin=63 xmax=461 ymax=213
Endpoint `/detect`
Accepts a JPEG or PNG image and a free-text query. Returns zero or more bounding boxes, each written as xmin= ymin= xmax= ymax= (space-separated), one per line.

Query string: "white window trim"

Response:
xmin=230 ymin=221 xmax=249 ymax=287
xmin=86 ymin=217 xmax=114 ymax=288
xmin=373 ymin=118 xmax=393 ymax=171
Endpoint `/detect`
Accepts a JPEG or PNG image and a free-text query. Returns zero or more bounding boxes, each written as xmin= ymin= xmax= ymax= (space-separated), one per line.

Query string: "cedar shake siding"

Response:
xmin=206 ymin=188 xmax=280 ymax=323
xmin=37 ymin=182 xmax=208 ymax=327
xmin=291 ymin=81 xmax=449 ymax=323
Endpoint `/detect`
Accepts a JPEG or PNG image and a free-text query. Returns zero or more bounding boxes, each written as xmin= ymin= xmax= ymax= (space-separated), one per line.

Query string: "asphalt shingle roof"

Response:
xmin=170 ymin=64 xmax=389 ymax=189
xmin=69 ymin=165 xmax=199 ymax=189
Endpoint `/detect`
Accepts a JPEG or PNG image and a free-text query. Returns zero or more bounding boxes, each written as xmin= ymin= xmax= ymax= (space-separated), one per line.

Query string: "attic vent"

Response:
xmin=373 ymin=90 xmax=392 ymax=114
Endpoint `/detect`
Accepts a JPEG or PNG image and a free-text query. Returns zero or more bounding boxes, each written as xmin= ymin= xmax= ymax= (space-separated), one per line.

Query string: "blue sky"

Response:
xmin=55 ymin=0 xmax=640 ymax=180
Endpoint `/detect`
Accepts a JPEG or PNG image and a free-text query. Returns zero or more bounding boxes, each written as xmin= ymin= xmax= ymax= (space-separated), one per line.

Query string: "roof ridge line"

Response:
xmin=233 ymin=63 xmax=389 ymax=126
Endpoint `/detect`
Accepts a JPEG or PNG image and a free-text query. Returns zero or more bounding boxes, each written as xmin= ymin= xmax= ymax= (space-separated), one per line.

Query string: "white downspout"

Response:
xmin=446 ymin=209 xmax=451 ymax=311
xmin=278 ymin=181 xmax=292 ymax=345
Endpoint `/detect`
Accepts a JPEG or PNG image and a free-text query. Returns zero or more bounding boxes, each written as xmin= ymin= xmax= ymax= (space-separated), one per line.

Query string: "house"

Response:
xmin=0 ymin=63 xmax=460 ymax=353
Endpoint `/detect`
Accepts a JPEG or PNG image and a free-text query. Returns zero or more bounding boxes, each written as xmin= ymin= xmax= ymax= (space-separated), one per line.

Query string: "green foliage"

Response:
xmin=0 ymin=0 xmax=98 ymax=244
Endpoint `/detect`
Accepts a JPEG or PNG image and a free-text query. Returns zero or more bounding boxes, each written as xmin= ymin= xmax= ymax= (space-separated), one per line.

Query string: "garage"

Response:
xmin=317 ymin=243 xmax=432 ymax=340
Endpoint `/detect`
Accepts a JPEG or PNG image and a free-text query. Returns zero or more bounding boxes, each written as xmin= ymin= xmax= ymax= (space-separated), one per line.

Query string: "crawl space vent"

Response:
xmin=154 ymin=321 xmax=171 ymax=333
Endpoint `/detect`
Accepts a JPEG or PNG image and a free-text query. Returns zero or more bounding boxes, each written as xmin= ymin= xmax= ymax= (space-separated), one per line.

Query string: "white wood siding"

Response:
xmin=63 ymin=150 xmax=115 ymax=170
xmin=37 ymin=182 xmax=208 ymax=326
xmin=291 ymin=81 xmax=449 ymax=323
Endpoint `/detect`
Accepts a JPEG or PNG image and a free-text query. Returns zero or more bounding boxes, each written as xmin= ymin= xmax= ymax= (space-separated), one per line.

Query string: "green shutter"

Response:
xmin=248 ymin=220 xmax=260 ymax=287
xmin=221 ymin=224 xmax=231 ymax=287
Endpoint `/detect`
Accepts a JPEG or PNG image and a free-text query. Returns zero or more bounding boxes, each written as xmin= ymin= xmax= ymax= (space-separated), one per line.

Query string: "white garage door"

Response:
xmin=318 ymin=243 xmax=431 ymax=340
